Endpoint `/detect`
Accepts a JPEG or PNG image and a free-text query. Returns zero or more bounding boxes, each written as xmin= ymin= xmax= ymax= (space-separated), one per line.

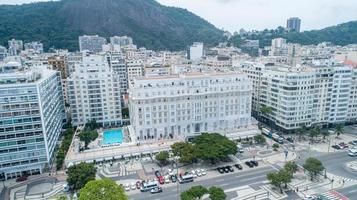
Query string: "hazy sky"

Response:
xmin=1 ymin=0 xmax=357 ymax=32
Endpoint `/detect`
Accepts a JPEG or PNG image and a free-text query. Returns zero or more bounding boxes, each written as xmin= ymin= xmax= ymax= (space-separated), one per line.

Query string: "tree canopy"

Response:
xmin=79 ymin=130 xmax=98 ymax=149
xmin=267 ymin=169 xmax=292 ymax=194
xmin=180 ymin=185 xmax=208 ymax=200
xmin=208 ymin=186 xmax=226 ymax=200
xmin=79 ymin=178 xmax=128 ymax=200
xmin=193 ymin=133 xmax=237 ymax=163
xmin=171 ymin=142 xmax=197 ymax=164
xmin=67 ymin=162 xmax=97 ymax=190
xmin=155 ymin=151 xmax=170 ymax=166
xmin=303 ymin=157 xmax=325 ymax=181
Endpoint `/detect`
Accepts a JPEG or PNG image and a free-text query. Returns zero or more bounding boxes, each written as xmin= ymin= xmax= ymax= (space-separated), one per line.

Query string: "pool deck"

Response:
xmin=65 ymin=139 xmax=179 ymax=166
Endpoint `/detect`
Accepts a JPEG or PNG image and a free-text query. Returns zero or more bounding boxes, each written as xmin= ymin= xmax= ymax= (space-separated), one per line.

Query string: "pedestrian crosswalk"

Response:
xmin=332 ymin=175 xmax=357 ymax=182
xmin=318 ymin=190 xmax=349 ymax=200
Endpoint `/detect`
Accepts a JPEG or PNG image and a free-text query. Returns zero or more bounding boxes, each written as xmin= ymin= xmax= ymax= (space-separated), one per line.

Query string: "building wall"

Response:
xmin=129 ymin=72 xmax=254 ymax=140
xmin=0 ymin=68 xmax=65 ymax=179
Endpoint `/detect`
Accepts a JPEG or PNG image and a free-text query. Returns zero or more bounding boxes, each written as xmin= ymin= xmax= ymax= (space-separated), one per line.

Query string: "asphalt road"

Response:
xmin=336 ymin=184 xmax=357 ymax=199
xmin=130 ymin=165 xmax=278 ymax=200
xmin=296 ymin=151 xmax=357 ymax=181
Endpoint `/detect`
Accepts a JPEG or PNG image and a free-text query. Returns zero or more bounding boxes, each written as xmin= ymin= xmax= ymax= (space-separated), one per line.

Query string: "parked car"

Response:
xmin=16 ymin=176 xmax=27 ymax=182
xmin=191 ymin=170 xmax=198 ymax=178
xmin=223 ymin=167 xmax=229 ymax=173
xmin=245 ymin=161 xmax=254 ymax=168
xmin=168 ymin=169 xmax=174 ymax=176
xmin=164 ymin=175 xmax=170 ymax=183
xmin=130 ymin=182 xmax=136 ymax=190
xmin=250 ymin=160 xmax=258 ymax=166
xmin=171 ymin=175 xmax=177 ymax=182
xmin=286 ymin=137 xmax=294 ymax=143
xmin=158 ymin=176 xmax=165 ymax=184
xmin=339 ymin=142 xmax=348 ymax=149
xmin=154 ymin=170 xmax=161 ymax=178
xmin=351 ymin=140 xmax=357 ymax=146
xmin=234 ymin=164 xmax=243 ymax=170
xmin=226 ymin=166 xmax=234 ymax=172
xmin=201 ymin=169 xmax=207 ymax=176
xmin=332 ymin=145 xmax=341 ymax=150
xmin=196 ymin=169 xmax=202 ymax=177
xmin=124 ymin=183 xmax=130 ymax=191
xmin=150 ymin=187 xmax=163 ymax=194
xmin=136 ymin=181 xmax=142 ymax=189
xmin=217 ymin=167 xmax=225 ymax=174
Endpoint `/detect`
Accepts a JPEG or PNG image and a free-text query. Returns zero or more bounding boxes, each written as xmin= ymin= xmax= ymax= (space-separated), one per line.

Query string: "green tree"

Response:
xmin=297 ymin=125 xmax=307 ymax=140
xmin=79 ymin=178 xmax=128 ymax=200
xmin=284 ymin=161 xmax=298 ymax=175
xmin=193 ymin=133 xmax=237 ymax=164
xmin=181 ymin=185 xmax=208 ymax=200
xmin=254 ymin=134 xmax=266 ymax=144
xmin=334 ymin=124 xmax=344 ymax=138
xmin=171 ymin=142 xmax=197 ymax=164
xmin=67 ymin=163 xmax=97 ymax=190
xmin=121 ymin=107 xmax=129 ymax=118
xmin=56 ymin=127 xmax=75 ymax=170
xmin=260 ymin=106 xmax=273 ymax=115
xmin=57 ymin=195 xmax=67 ymax=200
xmin=155 ymin=151 xmax=169 ymax=166
xmin=208 ymin=186 xmax=226 ymax=200
xmin=303 ymin=157 xmax=325 ymax=181
xmin=267 ymin=170 xmax=292 ymax=193
xmin=272 ymin=143 xmax=279 ymax=151
xmin=79 ymin=130 xmax=98 ymax=148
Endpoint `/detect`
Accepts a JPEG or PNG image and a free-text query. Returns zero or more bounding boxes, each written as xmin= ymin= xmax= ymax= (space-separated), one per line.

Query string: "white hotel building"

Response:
xmin=0 ymin=62 xmax=65 ymax=179
xmin=128 ymin=72 xmax=259 ymax=141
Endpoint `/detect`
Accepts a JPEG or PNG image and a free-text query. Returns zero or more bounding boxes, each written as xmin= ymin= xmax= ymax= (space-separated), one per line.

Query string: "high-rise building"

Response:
xmin=0 ymin=46 xmax=7 ymax=61
xmin=189 ymin=42 xmax=204 ymax=61
xmin=286 ymin=17 xmax=301 ymax=32
xmin=242 ymin=62 xmax=356 ymax=131
xmin=128 ymin=72 xmax=259 ymax=141
xmin=67 ymin=54 xmax=122 ymax=127
xmin=24 ymin=42 xmax=44 ymax=54
xmin=8 ymin=39 xmax=23 ymax=56
xmin=0 ymin=62 xmax=65 ymax=180
xmin=48 ymin=55 xmax=69 ymax=103
xmin=79 ymin=35 xmax=107 ymax=53
xmin=110 ymin=36 xmax=133 ymax=47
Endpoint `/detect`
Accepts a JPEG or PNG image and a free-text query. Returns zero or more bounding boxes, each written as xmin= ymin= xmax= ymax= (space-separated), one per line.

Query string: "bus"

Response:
xmin=140 ymin=180 xmax=159 ymax=192
xmin=178 ymin=174 xmax=194 ymax=184
xmin=348 ymin=148 xmax=357 ymax=157
xmin=261 ymin=128 xmax=272 ymax=138
xmin=272 ymin=133 xmax=284 ymax=144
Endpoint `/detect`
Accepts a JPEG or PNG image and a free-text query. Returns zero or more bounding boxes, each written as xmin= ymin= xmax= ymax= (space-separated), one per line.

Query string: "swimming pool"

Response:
xmin=103 ymin=129 xmax=123 ymax=145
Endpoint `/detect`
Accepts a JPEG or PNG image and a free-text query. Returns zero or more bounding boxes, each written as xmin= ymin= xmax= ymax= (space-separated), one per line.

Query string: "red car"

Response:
xmin=158 ymin=176 xmax=165 ymax=185
xmin=16 ymin=176 xmax=27 ymax=182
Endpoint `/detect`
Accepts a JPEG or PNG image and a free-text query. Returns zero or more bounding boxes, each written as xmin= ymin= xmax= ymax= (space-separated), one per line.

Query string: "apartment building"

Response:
xmin=0 ymin=62 xmax=65 ymax=180
xmin=129 ymin=72 xmax=259 ymax=141
xmin=242 ymin=62 xmax=355 ymax=131
xmin=48 ymin=55 xmax=69 ymax=103
xmin=0 ymin=46 xmax=7 ymax=61
xmin=79 ymin=35 xmax=107 ymax=53
xmin=8 ymin=39 xmax=23 ymax=56
xmin=67 ymin=54 xmax=122 ymax=127
xmin=24 ymin=42 xmax=44 ymax=54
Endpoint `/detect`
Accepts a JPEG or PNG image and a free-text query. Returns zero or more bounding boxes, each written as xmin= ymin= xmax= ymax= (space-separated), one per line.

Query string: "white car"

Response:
xmin=130 ymin=182 xmax=136 ymax=190
xmin=201 ymin=168 xmax=207 ymax=176
xmin=124 ymin=183 xmax=130 ymax=191
xmin=196 ymin=169 xmax=202 ymax=177
xmin=164 ymin=175 xmax=170 ymax=183
xmin=168 ymin=169 xmax=174 ymax=176
xmin=191 ymin=170 xmax=198 ymax=178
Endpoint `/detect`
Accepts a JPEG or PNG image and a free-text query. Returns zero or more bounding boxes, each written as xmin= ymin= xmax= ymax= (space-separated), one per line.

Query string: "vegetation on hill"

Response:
xmin=0 ymin=0 xmax=223 ymax=51
xmin=229 ymin=21 xmax=357 ymax=48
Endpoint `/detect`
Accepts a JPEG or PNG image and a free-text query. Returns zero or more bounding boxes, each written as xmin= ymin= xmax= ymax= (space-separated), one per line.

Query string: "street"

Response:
xmin=296 ymin=151 xmax=357 ymax=181
xmin=130 ymin=166 xmax=281 ymax=200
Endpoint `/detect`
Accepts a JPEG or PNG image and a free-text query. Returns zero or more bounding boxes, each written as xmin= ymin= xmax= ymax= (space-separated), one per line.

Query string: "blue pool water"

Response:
xmin=103 ymin=129 xmax=123 ymax=145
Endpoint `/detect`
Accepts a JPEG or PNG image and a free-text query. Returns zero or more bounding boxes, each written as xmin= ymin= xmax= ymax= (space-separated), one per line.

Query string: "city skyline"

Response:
xmin=0 ymin=0 xmax=357 ymax=32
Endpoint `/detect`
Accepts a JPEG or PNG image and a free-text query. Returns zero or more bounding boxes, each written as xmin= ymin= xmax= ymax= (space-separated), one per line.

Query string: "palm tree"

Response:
xmin=297 ymin=125 xmax=307 ymax=140
xmin=335 ymin=124 xmax=344 ymax=138
xmin=321 ymin=129 xmax=329 ymax=140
